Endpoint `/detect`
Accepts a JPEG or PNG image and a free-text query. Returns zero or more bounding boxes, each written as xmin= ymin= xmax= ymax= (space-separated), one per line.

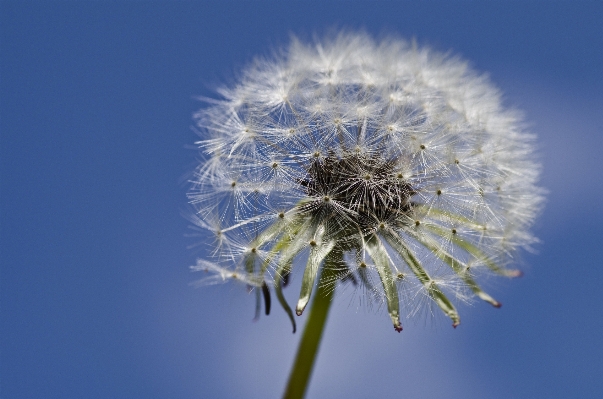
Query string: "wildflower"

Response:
xmin=188 ymin=32 xmax=543 ymax=334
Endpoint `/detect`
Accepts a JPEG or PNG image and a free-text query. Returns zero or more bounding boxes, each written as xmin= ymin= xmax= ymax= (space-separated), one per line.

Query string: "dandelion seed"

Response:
xmin=188 ymin=32 xmax=544 ymax=334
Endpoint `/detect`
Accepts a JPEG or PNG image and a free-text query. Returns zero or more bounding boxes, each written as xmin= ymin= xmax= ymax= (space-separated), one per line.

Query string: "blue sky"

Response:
xmin=1 ymin=1 xmax=602 ymax=398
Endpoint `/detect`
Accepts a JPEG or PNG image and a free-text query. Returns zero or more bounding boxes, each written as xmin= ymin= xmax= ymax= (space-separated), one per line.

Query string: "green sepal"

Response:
xmin=275 ymin=260 xmax=296 ymax=333
xmin=296 ymin=226 xmax=335 ymax=316
xmin=383 ymin=230 xmax=460 ymax=327
xmin=365 ymin=234 xmax=402 ymax=332
xmin=249 ymin=212 xmax=300 ymax=250
xmin=257 ymin=215 xmax=305 ymax=277
xmin=425 ymin=224 xmax=521 ymax=278
xmin=268 ymin=219 xmax=311 ymax=333
xmin=414 ymin=205 xmax=486 ymax=231
xmin=415 ymin=205 xmax=521 ymax=277
xmin=245 ymin=247 xmax=262 ymax=321
xmin=274 ymin=219 xmax=314 ymax=272
xmin=410 ymin=231 xmax=500 ymax=307
xmin=253 ymin=284 xmax=261 ymax=321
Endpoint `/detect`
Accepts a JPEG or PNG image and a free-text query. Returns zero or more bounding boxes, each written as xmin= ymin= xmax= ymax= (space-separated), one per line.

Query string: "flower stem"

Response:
xmin=282 ymin=257 xmax=338 ymax=399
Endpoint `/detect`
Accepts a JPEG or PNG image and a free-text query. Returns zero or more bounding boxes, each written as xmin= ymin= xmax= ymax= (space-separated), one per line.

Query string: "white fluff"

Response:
xmin=187 ymin=32 xmax=544 ymax=331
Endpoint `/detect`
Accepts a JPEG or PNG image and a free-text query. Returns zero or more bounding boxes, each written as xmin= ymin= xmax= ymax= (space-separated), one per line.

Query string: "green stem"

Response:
xmin=282 ymin=255 xmax=338 ymax=399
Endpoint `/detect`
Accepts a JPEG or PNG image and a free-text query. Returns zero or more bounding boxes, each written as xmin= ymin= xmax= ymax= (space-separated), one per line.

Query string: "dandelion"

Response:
xmin=187 ymin=32 xmax=543 ymax=398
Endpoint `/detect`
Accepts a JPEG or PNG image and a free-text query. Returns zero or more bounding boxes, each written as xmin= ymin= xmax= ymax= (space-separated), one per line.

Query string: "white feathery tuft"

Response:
xmin=187 ymin=32 xmax=544 ymax=332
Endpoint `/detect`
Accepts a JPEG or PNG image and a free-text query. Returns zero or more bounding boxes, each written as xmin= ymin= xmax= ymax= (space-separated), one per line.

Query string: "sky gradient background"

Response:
xmin=2 ymin=1 xmax=603 ymax=398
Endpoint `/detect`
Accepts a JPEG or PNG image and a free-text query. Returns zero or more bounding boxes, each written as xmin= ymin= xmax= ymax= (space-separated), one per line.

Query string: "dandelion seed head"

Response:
xmin=188 ymin=32 xmax=544 ymax=332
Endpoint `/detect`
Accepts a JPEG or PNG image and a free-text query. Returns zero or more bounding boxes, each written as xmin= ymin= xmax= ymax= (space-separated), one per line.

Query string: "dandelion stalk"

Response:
xmin=283 ymin=253 xmax=339 ymax=399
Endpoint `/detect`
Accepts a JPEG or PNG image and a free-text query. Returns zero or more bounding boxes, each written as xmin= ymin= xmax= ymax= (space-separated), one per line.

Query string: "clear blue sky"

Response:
xmin=2 ymin=1 xmax=602 ymax=398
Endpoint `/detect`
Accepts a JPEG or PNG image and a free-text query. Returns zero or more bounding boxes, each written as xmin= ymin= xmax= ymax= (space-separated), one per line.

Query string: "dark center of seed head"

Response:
xmin=302 ymin=153 xmax=414 ymax=229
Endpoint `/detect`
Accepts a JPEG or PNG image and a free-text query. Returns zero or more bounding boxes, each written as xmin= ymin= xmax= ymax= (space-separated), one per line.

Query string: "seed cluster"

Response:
xmin=188 ymin=33 xmax=543 ymax=332
xmin=300 ymin=152 xmax=414 ymax=234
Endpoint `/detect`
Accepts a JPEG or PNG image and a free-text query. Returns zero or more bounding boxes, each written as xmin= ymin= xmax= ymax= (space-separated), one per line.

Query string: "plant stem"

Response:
xmin=282 ymin=257 xmax=338 ymax=399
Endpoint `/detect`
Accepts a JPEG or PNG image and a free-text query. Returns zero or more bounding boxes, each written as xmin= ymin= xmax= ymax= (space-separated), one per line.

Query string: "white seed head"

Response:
xmin=188 ymin=32 xmax=544 ymax=332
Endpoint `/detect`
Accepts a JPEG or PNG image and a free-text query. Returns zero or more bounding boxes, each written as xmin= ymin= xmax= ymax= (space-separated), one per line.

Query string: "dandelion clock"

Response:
xmin=186 ymin=32 xmax=544 ymax=398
